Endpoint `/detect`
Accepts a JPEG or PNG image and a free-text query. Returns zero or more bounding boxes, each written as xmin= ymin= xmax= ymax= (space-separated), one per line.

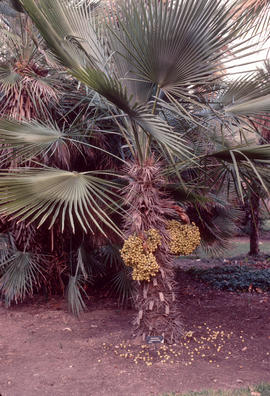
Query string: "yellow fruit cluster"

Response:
xmin=167 ymin=220 xmax=201 ymax=256
xmin=120 ymin=229 xmax=161 ymax=281
xmin=132 ymin=252 xmax=159 ymax=282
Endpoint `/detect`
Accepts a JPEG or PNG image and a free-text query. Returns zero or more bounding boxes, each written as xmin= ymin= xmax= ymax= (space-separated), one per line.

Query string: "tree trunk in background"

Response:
xmin=248 ymin=118 xmax=270 ymax=257
xmin=249 ymin=191 xmax=260 ymax=256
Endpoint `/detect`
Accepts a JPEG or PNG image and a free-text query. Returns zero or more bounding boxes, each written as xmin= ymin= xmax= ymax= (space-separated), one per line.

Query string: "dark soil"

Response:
xmin=0 ymin=252 xmax=270 ymax=395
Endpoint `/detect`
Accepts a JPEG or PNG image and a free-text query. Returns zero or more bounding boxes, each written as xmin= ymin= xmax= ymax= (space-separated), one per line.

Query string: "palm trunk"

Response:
xmin=122 ymin=157 xmax=183 ymax=343
xmin=249 ymin=191 xmax=260 ymax=256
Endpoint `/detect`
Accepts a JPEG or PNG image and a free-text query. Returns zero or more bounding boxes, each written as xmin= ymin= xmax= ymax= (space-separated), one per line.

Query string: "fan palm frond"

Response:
xmin=0 ymin=232 xmax=13 ymax=262
xmin=187 ymin=195 xmax=243 ymax=257
xmin=110 ymin=265 xmax=134 ymax=306
xmin=106 ymin=0 xmax=259 ymax=101
xmin=0 ymin=119 xmax=64 ymax=163
xmin=224 ymin=94 xmax=270 ymax=116
xmin=66 ymin=273 xmax=87 ymax=315
xmin=20 ymin=0 xmax=105 ymax=70
xmin=234 ymin=0 xmax=270 ymax=37
xmin=208 ymin=144 xmax=270 ymax=199
xmin=66 ymin=245 xmax=88 ymax=315
xmin=0 ymin=168 xmax=124 ymax=235
xmin=210 ymin=143 xmax=270 ymax=162
xmin=0 ymin=63 xmax=59 ymax=121
xmin=19 ymin=0 xmax=267 ymax=125
xmin=0 ymin=249 xmax=47 ymax=306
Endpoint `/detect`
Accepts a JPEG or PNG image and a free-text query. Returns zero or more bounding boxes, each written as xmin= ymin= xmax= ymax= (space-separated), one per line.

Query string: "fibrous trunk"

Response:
xmin=249 ymin=191 xmax=260 ymax=256
xmin=122 ymin=157 xmax=183 ymax=343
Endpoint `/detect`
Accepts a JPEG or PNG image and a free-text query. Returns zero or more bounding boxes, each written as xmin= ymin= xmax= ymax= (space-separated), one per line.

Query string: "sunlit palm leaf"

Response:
xmin=17 ymin=0 xmax=158 ymax=125
xmin=0 ymin=168 xmax=123 ymax=235
xmin=71 ymin=70 xmax=194 ymax=160
xmin=72 ymin=67 xmax=136 ymax=114
xmin=0 ymin=119 xmax=64 ymax=163
xmin=20 ymin=0 xmax=267 ymax=137
xmin=133 ymin=105 xmax=193 ymax=160
xmin=191 ymin=73 xmax=270 ymax=140
xmin=225 ymin=94 xmax=270 ymax=115
xmin=234 ymin=0 xmax=270 ymax=37
xmin=0 ymin=118 xmax=127 ymax=168
xmin=106 ymin=0 xmax=259 ymax=100
xmin=220 ymin=74 xmax=270 ymax=107
xmin=210 ymin=143 xmax=270 ymax=162
xmin=20 ymin=0 xmax=105 ymax=69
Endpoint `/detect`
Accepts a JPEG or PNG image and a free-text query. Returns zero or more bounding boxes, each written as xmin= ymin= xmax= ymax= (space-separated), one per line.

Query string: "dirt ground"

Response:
xmin=0 ymin=260 xmax=270 ymax=396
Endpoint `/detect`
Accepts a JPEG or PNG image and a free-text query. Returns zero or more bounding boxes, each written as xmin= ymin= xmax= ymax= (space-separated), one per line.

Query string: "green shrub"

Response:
xmin=186 ymin=266 xmax=270 ymax=292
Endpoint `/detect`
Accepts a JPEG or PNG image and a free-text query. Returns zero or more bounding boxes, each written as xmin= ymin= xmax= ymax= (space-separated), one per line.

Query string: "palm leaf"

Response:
xmin=0 ymin=232 xmax=13 ymax=262
xmin=66 ymin=244 xmax=96 ymax=316
xmin=207 ymin=146 xmax=270 ymax=201
xmin=0 ymin=66 xmax=21 ymax=87
xmin=187 ymin=196 xmax=243 ymax=257
xmin=0 ymin=117 xmax=128 ymax=168
xmin=210 ymin=143 xmax=270 ymax=162
xmin=234 ymin=0 xmax=270 ymax=38
xmin=0 ymin=62 xmax=60 ymax=121
xmin=110 ymin=266 xmax=134 ymax=307
xmin=0 ymin=119 xmax=64 ymax=163
xmin=106 ymin=0 xmax=260 ymax=100
xmin=20 ymin=0 xmax=105 ymax=69
xmin=19 ymin=0 xmax=269 ymax=148
xmin=0 ymin=168 xmax=123 ymax=235
xmin=66 ymin=273 xmax=87 ymax=315
xmin=0 ymin=249 xmax=46 ymax=306
xmin=225 ymin=94 xmax=270 ymax=115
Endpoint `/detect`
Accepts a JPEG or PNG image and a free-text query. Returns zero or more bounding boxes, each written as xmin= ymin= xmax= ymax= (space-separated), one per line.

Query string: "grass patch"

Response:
xmin=186 ymin=266 xmax=270 ymax=292
xmin=224 ymin=240 xmax=270 ymax=258
xmin=262 ymin=220 xmax=270 ymax=232
xmin=185 ymin=240 xmax=270 ymax=260
xmin=162 ymin=382 xmax=270 ymax=395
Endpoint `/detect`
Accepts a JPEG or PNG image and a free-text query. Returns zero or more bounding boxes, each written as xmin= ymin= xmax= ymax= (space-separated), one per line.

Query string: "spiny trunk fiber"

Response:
xmin=122 ymin=157 xmax=183 ymax=343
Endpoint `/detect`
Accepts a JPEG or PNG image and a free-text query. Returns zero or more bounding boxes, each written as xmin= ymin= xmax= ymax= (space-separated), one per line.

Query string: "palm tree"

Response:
xmin=0 ymin=6 xmax=125 ymax=310
xmin=1 ymin=0 xmax=270 ymax=342
xmin=0 ymin=16 xmax=60 ymax=121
